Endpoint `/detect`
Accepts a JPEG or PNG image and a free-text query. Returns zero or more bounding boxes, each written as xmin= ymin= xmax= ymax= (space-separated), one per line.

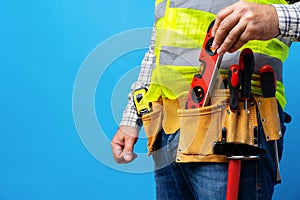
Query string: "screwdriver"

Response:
xmin=240 ymin=48 xmax=254 ymax=110
xmin=239 ymin=49 xmax=258 ymax=147
xmin=226 ymin=64 xmax=242 ymax=200
xmin=260 ymin=65 xmax=276 ymax=97
xmin=228 ymin=64 xmax=242 ymax=112
xmin=260 ymin=65 xmax=281 ymax=183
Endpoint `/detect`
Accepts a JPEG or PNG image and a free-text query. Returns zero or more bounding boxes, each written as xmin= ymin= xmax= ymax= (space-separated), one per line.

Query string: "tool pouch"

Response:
xmin=253 ymin=96 xmax=282 ymax=141
xmin=141 ymin=92 xmax=282 ymax=161
xmin=223 ymin=100 xmax=258 ymax=145
xmin=176 ymin=90 xmax=229 ymax=162
xmin=176 ymin=90 xmax=282 ymax=162
xmin=141 ymin=100 xmax=163 ymax=154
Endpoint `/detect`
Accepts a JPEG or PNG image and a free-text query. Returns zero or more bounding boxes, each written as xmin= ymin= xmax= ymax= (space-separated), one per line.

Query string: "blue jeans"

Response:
xmin=152 ymin=106 xmax=286 ymax=200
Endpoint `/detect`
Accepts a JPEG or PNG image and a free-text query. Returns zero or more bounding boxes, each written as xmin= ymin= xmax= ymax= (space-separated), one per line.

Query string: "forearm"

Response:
xmin=119 ymin=27 xmax=156 ymax=130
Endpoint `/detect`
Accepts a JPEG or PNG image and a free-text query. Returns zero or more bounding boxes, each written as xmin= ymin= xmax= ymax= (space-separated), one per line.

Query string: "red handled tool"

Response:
xmin=228 ymin=64 xmax=242 ymax=112
xmin=226 ymin=64 xmax=242 ymax=200
xmin=260 ymin=65 xmax=276 ymax=98
xmin=240 ymin=48 xmax=256 ymax=146
xmin=214 ymin=49 xmax=266 ymax=200
xmin=226 ymin=49 xmax=254 ymax=200
xmin=226 ymin=159 xmax=241 ymax=200
xmin=214 ymin=141 xmax=267 ymax=200
xmin=240 ymin=48 xmax=254 ymax=110
xmin=260 ymin=65 xmax=281 ymax=183
xmin=239 ymin=49 xmax=258 ymax=146
xmin=186 ymin=20 xmax=223 ymax=108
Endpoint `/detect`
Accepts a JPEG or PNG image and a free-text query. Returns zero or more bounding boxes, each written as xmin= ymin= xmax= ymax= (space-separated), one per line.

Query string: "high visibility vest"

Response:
xmin=143 ymin=0 xmax=290 ymax=109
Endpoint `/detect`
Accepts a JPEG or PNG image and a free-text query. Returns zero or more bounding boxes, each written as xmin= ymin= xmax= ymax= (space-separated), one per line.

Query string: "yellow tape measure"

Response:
xmin=133 ymin=87 xmax=152 ymax=117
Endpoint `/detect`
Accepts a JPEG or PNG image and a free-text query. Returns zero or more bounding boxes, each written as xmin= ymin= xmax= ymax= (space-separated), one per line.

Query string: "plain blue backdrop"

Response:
xmin=1 ymin=1 xmax=300 ymax=199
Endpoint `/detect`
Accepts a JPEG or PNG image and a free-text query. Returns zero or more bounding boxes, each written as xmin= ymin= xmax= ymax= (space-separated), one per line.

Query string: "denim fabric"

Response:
xmin=152 ymin=106 xmax=286 ymax=200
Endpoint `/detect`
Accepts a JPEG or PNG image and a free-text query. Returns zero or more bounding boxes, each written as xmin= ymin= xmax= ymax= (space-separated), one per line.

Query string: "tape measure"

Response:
xmin=133 ymin=87 xmax=152 ymax=117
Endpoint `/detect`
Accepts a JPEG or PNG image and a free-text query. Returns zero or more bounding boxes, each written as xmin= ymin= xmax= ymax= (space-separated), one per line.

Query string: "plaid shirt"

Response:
xmin=120 ymin=2 xmax=300 ymax=130
xmin=119 ymin=28 xmax=156 ymax=130
xmin=273 ymin=2 xmax=300 ymax=41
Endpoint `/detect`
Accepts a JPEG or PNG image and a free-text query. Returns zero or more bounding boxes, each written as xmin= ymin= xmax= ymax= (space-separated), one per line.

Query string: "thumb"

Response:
xmin=123 ymin=138 xmax=137 ymax=162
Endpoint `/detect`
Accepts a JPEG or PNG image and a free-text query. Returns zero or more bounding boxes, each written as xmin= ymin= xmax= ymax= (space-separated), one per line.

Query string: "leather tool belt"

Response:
xmin=141 ymin=89 xmax=281 ymax=163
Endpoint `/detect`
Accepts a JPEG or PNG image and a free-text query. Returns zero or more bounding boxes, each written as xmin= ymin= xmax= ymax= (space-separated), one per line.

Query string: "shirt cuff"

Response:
xmin=272 ymin=4 xmax=300 ymax=40
xmin=119 ymin=106 xmax=142 ymax=131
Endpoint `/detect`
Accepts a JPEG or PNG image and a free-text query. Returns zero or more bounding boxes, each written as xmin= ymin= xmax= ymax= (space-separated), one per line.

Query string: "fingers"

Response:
xmin=111 ymin=142 xmax=127 ymax=164
xmin=213 ymin=2 xmax=265 ymax=55
xmin=216 ymin=22 xmax=248 ymax=55
xmin=227 ymin=33 xmax=250 ymax=53
xmin=123 ymin=138 xmax=138 ymax=162
xmin=112 ymin=147 xmax=137 ymax=164
xmin=212 ymin=4 xmax=235 ymax=47
xmin=213 ymin=2 xmax=280 ymax=55
xmin=111 ymin=126 xmax=138 ymax=164
xmin=213 ymin=12 xmax=244 ymax=54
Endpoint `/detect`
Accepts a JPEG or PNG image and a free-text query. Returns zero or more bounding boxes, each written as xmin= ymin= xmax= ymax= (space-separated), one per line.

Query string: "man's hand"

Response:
xmin=111 ymin=125 xmax=138 ymax=164
xmin=212 ymin=2 xmax=280 ymax=55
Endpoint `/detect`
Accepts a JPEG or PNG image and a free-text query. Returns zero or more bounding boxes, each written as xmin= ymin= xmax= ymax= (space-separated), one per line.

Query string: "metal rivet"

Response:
xmin=178 ymin=148 xmax=182 ymax=152
xmin=251 ymin=102 xmax=255 ymax=106
xmin=257 ymin=101 xmax=262 ymax=106
xmin=262 ymin=118 xmax=266 ymax=122
xmin=279 ymin=131 xmax=282 ymax=136
xmin=177 ymin=157 xmax=181 ymax=162
xmin=247 ymin=110 xmax=251 ymax=114
xmin=227 ymin=110 xmax=231 ymax=114
xmin=267 ymin=136 xmax=271 ymax=140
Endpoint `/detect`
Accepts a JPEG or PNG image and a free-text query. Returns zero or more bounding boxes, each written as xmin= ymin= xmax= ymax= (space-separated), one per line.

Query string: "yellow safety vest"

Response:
xmin=143 ymin=0 xmax=290 ymax=109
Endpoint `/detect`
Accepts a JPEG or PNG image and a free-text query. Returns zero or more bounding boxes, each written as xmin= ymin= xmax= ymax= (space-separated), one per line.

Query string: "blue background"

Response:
xmin=1 ymin=1 xmax=300 ymax=199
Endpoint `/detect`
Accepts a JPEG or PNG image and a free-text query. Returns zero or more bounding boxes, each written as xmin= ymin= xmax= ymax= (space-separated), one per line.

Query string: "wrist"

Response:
xmin=269 ymin=4 xmax=281 ymax=37
xmin=119 ymin=125 xmax=139 ymax=138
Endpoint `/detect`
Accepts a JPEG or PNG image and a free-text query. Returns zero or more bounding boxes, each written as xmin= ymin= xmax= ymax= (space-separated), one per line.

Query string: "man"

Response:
xmin=111 ymin=0 xmax=291 ymax=199
xmin=212 ymin=1 xmax=300 ymax=55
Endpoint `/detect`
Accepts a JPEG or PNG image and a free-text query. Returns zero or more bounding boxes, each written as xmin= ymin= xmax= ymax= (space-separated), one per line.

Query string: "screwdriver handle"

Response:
xmin=239 ymin=48 xmax=254 ymax=100
xmin=260 ymin=65 xmax=276 ymax=98
xmin=228 ymin=64 xmax=242 ymax=112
